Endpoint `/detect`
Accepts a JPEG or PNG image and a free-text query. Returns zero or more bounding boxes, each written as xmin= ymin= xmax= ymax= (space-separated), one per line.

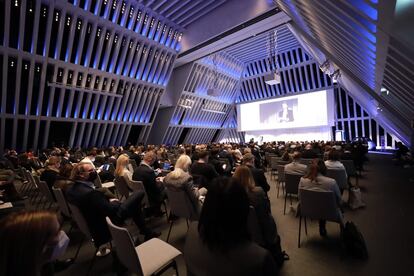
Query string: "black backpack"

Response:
xmin=342 ymin=221 xmax=368 ymax=259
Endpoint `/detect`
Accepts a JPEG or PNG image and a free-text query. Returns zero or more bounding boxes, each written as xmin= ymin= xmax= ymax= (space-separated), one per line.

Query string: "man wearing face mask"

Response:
xmin=40 ymin=156 xmax=62 ymax=199
xmin=65 ymin=162 xmax=160 ymax=249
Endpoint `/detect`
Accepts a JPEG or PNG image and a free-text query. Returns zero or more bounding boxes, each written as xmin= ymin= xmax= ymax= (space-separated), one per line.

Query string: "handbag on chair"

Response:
xmin=348 ymin=187 xmax=366 ymax=210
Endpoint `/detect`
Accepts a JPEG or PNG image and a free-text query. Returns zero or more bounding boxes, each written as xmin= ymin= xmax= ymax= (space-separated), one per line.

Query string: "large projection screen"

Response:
xmin=237 ymin=90 xmax=335 ymax=141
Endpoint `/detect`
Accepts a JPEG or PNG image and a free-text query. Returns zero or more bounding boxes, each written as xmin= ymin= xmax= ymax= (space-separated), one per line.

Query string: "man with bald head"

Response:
xmin=66 ymin=162 xmax=160 ymax=247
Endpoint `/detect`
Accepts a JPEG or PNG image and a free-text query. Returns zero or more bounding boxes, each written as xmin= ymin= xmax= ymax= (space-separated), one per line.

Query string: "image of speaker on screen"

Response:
xmin=278 ymin=101 xmax=294 ymax=122
xmin=259 ymin=98 xmax=297 ymax=126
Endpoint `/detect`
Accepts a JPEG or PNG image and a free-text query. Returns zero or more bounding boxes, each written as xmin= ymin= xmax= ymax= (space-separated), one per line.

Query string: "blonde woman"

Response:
xmin=164 ymin=155 xmax=207 ymax=219
xmin=115 ymin=154 xmax=133 ymax=180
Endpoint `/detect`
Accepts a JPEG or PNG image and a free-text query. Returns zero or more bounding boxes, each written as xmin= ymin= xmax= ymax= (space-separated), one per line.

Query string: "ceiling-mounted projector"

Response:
xmin=264 ymin=72 xmax=281 ymax=85
xmin=207 ymin=88 xmax=220 ymax=96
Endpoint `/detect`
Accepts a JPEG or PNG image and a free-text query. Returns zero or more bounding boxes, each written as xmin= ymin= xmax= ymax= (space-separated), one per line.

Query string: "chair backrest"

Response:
xmin=129 ymin=159 xmax=138 ymax=171
xmin=270 ymin=157 xmax=281 ymax=169
xmin=25 ymin=170 xmax=38 ymax=188
xmin=52 ymin=187 xmax=71 ymax=217
xmin=284 ymin=173 xmax=303 ymax=195
xmin=276 ymin=165 xmax=285 ymax=182
xmin=326 ymin=169 xmax=348 ymax=189
xmin=125 ymin=177 xmax=149 ymax=207
xmin=37 ymin=180 xmax=55 ymax=202
xmin=266 ymin=154 xmax=277 ymax=165
xmin=299 ymin=189 xmax=340 ymax=222
xmin=300 ymin=158 xmax=313 ymax=165
xmin=277 ymin=160 xmax=289 ymax=166
xmin=106 ymin=217 xmax=143 ymax=274
xmin=94 ymin=174 xmax=103 ymax=188
xmin=114 ymin=175 xmax=131 ymax=199
xmin=247 ymin=206 xmax=264 ymax=246
xmin=341 ymin=160 xmax=357 ymax=176
xmin=68 ymin=203 xmax=93 ymax=240
xmin=165 ymin=187 xmax=198 ymax=220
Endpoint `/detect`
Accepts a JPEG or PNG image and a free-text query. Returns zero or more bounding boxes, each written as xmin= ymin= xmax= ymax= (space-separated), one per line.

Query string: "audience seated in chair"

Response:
xmin=233 ymin=165 xmax=288 ymax=266
xmin=299 ymin=159 xmax=343 ymax=236
xmin=190 ymin=150 xmax=219 ymax=188
xmin=242 ymin=153 xmax=270 ymax=193
xmin=184 ymin=177 xmax=278 ymax=276
xmin=284 ymin=151 xmax=307 ymax=175
xmin=164 ymin=154 xmax=207 ymax=220
xmin=132 ymin=151 xmax=166 ymax=217
xmin=65 ymin=162 xmax=160 ymax=248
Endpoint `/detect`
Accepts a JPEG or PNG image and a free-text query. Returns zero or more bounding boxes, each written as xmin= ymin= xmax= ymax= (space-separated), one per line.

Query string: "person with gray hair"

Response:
xmin=284 ymin=151 xmax=307 ymax=175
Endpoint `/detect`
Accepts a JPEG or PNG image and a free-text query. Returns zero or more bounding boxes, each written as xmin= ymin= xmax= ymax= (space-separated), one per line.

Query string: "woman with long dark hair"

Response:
xmin=184 ymin=177 xmax=277 ymax=276
xmin=299 ymin=159 xmax=343 ymax=236
xmin=233 ymin=165 xmax=288 ymax=266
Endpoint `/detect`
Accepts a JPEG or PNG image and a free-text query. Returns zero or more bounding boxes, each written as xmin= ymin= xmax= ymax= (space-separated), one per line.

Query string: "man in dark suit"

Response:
xmin=218 ymin=145 xmax=235 ymax=170
xmin=65 ymin=162 xmax=159 ymax=247
xmin=278 ymin=102 xmax=294 ymax=122
xmin=191 ymin=150 xmax=219 ymax=188
xmin=243 ymin=153 xmax=270 ymax=193
xmin=132 ymin=151 xmax=165 ymax=216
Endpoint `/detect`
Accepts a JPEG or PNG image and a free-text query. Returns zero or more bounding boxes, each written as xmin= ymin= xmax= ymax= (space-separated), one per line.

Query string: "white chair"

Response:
xmin=298 ymin=189 xmax=343 ymax=248
xmin=68 ymin=203 xmax=108 ymax=274
xmin=52 ymin=187 xmax=71 ymax=218
xmin=126 ymin=176 xmax=150 ymax=207
xmin=114 ymin=175 xmax=131 ymax=200
xmin=95 ymin=174 xmax=115 ymax=189
xmin=165 ymin=187 xmax=200 ymax=242
xmin=37 ymin=179 xmax=55 ymax=209
xmin=106 ymin=217 xmax=182 ymax=276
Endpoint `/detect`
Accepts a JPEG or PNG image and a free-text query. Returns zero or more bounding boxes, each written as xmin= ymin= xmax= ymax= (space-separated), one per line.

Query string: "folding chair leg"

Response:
xmin=304 ymin=217 xmax=308 ymax=235
xmin=298 ymin=216 xmax=302 ymax=248
xmin=186 ymin=219 xmax=189 ymax=228
xmin=283 ymin=194 xmax=287 ymax=215
xmin=163 ymin=202 xmax=169 ymax=223
xmin=86 ymin=250 xmax=98 ymax=276
xmin=166 ymin=220 xmax=174 ymax=242
xmin=73 ymin=237 xmax=85 ymax=261
xmin=277 ymin=181 xmax=280 ymax=198
xmin=173 ymin=260 xmax=179 ymax=276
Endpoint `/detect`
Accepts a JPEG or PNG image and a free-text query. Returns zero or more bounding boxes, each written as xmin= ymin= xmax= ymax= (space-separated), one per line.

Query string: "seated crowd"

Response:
xmin=0 ymin=139 xmax=381 ymax=275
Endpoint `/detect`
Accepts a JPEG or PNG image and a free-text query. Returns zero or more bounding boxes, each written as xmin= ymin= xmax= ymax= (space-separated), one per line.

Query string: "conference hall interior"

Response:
xmin=0 ymin=0 xmax=413 ymax=276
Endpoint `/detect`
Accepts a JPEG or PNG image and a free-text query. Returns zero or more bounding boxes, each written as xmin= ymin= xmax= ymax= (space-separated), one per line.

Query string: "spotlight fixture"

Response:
xmin=329 ymin=69 xmax=341 ymax=81
xmin=380 ymin=87 xmax=390 ymax=95
xmin=179 ymin=98 xmax=193 ymax=109
xmin=319 ymin=59 xmax=331 ymax=73
xmin=265 ymin=29 xmax=281 ymax=85
xmin=207 ymin=54 xmax=221 ymax=97
xmin=264 ymin=72 xmax=281 ymax=85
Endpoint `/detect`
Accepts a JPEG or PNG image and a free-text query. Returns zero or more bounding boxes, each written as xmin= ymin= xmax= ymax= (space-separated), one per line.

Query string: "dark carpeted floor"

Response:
xmin=57 ymin=153 xmax=414 ymax=276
